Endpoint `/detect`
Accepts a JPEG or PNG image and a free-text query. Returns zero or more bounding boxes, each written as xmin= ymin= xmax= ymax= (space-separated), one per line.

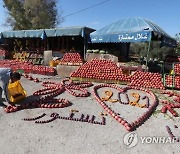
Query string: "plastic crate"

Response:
xmin=8 ymin=80 xmax=27 ymax=103
xmin=174 ymin=75 xmax=180 ymax=89
xmin=173 ymin=62 xmax=180 ymax=75
xmin=164 ymin=74 xmax=174 ymax=88
xmin=164 ymin=74 xmax=180 ymax=89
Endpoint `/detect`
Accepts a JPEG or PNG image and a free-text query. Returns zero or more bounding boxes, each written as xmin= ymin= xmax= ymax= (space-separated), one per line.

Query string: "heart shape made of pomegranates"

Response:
xmin=92 ymin=84 xmax=158 ymax=131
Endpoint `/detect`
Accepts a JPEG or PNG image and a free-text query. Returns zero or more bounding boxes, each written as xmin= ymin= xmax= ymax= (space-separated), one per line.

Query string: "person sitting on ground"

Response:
xmin=0 ymin=68 xmax=21 ymax=108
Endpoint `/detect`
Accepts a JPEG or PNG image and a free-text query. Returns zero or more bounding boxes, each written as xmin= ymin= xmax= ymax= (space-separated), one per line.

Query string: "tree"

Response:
xmin=175 ymin=33 xmax=180 ymax=55
xmin=130 ymin=41 xmax=176 ymax=61
xmin=3 ymin=0 xmax=64 ymax=30
xmin=175 ymin=33 xmax=180 ymax=43
xmin=3 ymin=0 xmax=29 ymax=30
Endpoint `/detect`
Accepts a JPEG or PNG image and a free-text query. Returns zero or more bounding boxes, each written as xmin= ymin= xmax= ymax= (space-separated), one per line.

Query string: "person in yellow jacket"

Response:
xmin=0 ymin=68 xmax=21 ymax=108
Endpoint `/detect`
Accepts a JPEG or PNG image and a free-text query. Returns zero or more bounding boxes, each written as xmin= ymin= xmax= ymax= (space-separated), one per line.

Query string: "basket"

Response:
xmin=8 ymin=81 xmax=27 ymax=103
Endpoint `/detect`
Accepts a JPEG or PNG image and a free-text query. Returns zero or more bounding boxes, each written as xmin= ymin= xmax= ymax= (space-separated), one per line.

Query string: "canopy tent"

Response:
xmin=0 ymin=26 xmax=95 ymax=39
xmin=90 ymin=17 xmax=176 ymax=47
xmin=90 ymin=17 xmax=177 ymax=66
xmin=0 ymin=27 xmax=95 ymax=59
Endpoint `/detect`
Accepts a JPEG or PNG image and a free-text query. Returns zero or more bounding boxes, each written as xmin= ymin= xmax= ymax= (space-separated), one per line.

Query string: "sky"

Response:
xmin=0 ymin=0 xmax=180 ymax=38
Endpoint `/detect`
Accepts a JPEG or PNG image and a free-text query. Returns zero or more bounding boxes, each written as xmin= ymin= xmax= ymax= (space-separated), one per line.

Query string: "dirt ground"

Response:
xmin=0 ymin=74 xmax=179 ymax=154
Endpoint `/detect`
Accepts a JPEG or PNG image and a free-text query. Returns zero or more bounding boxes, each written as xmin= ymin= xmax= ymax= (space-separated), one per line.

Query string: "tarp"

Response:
xmin=2 ymin=31 xmax=25 ymax=38
xmin=0 ymin=26 xmax=95 ymax=39
xmin=44 ymin=29 xmax=56 ymax=37
xmin=24 ymin=29 xmax=45 ymax=38
xmin=90 ymin=17 xmax=176 ymax=47
xmin=55 ymin=27 xmax=85 ymax=37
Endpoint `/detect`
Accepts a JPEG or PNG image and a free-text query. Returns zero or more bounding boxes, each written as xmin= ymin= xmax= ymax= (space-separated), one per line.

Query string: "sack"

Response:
xmin=8 ymin=81 xmax=27 ymax=103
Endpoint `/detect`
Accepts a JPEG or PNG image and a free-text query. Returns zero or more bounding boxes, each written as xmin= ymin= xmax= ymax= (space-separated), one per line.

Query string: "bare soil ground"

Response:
xmin=0 ymin=74 xmax=179 ymax=154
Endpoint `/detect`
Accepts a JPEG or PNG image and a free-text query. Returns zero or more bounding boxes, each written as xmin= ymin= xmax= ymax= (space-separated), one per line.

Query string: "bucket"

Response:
xmin=8 ymin=81 xmax=27 ymax=103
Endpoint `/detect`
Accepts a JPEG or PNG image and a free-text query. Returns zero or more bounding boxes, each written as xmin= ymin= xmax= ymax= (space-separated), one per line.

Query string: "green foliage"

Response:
xmin=130 ymin=41 xmax=176 ymax=61
xmin=3 ymin=0 xmax=29 ymax=30
xmin=130 ymin=42 xmax=147 ymax=56
xmin=3 ymin=0 xmax=64 ymax=30
xmin=175 ymin=33 xmax=180 ymax=55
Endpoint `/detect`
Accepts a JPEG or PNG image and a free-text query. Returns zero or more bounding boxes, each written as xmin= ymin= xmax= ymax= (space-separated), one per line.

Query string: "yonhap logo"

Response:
xmin=123 ymin=132 xmax=178 ymax=148
xmin=123 ymin=132 xmax=138 ymax=148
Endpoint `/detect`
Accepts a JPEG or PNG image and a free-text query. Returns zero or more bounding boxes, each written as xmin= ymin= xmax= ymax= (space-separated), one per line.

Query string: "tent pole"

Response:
xmin=145 ymin=41 xmax=151 ymax=69
xmin=46 ymin=38 xmax=49 ymax=50
xmin=83 ymin=36 xmax=86 ymax=60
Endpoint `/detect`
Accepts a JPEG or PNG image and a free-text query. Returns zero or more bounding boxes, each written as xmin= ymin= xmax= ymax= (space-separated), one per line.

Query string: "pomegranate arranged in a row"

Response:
xmin=92 ymin=84 xmax=158 ymax=131
xmin=0 ymin=60 xmax=55 ymax=76
xmin=70 ymin=59 xmax=130 ymax=82
xmin=32 ymin=65 xmax=55 ymax=76
xmin=129 ymin=71 xmax=165 ymax=89
xmin=0 ymin=60 xmax=32 ymax=72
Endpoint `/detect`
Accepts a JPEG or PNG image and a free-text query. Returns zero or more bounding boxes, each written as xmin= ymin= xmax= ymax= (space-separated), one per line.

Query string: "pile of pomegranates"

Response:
xmin=129 ymin=71 xmax=165 ymax=89
xmin=70 ymin=59 xmax=130 ymax=83
xmin=59 ymin=53 xmax=83 ymax=65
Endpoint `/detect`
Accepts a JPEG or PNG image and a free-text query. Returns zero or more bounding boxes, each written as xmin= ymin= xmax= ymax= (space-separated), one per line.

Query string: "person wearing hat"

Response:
xmin=0 ymin=68 xmax=21 ymax=108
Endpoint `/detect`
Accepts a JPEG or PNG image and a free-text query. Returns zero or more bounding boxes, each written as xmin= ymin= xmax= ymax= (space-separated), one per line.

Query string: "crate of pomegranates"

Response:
xmin=173 ymin=62 xmax=180 ymax=75
xmin=164 ymin=74 xmax=180 ymax=89
xmin=164 ymin=74 xmax=174 ymax=88
xmin=174 ymin=74 xmax=180 ymax=89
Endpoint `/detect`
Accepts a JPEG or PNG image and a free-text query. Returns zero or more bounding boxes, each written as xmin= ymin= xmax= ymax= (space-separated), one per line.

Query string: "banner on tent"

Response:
xmin=90 ymin=31 xmax=151 ymax=43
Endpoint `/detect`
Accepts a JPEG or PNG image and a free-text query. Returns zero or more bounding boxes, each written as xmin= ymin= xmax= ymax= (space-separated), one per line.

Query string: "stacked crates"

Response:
xmin=164 ymin=62 xmax=180 ymax=89
xmin=173 ymin=62 xmax=180 ymax=74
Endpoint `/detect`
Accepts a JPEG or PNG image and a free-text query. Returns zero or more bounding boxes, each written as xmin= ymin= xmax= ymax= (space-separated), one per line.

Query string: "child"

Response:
xmin=0 ymin=68 xmax=21 ymax=108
